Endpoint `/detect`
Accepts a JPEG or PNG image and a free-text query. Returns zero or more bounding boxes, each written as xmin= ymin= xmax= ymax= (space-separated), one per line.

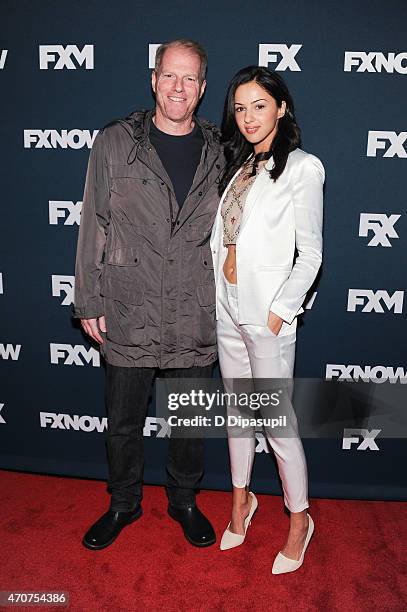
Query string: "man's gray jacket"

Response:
xmin=73 ymin=109 xmax=224 ymax=368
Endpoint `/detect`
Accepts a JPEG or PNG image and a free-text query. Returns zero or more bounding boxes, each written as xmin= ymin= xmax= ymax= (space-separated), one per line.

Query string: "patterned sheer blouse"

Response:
xmin=221 ymin=157 xmax=268 ymax=246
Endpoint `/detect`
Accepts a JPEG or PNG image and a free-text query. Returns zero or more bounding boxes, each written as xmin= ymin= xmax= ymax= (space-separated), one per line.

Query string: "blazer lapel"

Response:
xmin=238 ymin=155 xmax=275 ymax=238
xmin=238 ymin=169 xmax=266 ymax=236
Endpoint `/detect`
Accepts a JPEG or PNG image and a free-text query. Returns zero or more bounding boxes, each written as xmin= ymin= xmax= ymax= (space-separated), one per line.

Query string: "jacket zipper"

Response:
xmin=167 ymin=186 xmax=176 ymax=236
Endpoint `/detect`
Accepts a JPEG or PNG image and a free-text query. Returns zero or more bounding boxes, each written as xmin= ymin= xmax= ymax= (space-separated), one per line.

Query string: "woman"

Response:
xmin=210 ymin=66 xmax=324 ymax=574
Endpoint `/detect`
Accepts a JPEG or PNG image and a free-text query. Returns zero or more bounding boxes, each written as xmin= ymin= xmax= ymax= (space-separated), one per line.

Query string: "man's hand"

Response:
xmin=267 ymin=310 xmax=283 ymax=336
xmin=80 ymin=316 xmax=106 ymax=345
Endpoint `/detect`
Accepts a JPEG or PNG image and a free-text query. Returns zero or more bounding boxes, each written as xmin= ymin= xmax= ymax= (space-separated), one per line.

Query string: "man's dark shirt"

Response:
xmin=149 ymin=120 xmax=204 ymax=209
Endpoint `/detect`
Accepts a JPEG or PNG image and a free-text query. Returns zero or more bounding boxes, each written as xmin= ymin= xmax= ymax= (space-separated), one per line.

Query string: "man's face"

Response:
xmin=152 ymin=46 xmax=206 ymax=125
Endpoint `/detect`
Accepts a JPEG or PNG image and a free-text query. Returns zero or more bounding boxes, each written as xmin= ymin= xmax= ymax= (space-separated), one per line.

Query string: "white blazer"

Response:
xmin=210 ymin=148 xmax=325 ymax=331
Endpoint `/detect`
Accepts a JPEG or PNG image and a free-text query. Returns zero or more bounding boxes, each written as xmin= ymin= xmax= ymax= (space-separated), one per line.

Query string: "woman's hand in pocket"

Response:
xmin=267 ymin=310 xmax=283 ymax=336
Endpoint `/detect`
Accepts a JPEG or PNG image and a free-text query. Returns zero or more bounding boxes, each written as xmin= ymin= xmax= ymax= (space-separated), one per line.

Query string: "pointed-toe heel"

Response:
xmin=272 ymin=512 xmax=314 ymax=575
xmin=220 ymin=491 xmax=258 ymax=551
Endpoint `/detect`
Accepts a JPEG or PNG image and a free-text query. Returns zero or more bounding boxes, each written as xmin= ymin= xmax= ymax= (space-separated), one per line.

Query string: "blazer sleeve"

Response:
xmin=270 ymin=153 xmax=325 ymax=324
xmin=72 ymin=130 xmax=110 ymax=319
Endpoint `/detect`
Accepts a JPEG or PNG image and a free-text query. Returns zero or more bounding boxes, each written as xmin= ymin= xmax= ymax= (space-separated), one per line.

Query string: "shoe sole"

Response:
xmin=82 ymin=507 xmax=143 ymax=551
xmin=167 ymin=506 xmax=216 ymax=548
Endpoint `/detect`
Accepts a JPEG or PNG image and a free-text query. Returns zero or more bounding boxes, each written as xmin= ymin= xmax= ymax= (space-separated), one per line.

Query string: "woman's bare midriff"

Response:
xmin=223 ymin=245 xmax=238 ymax=284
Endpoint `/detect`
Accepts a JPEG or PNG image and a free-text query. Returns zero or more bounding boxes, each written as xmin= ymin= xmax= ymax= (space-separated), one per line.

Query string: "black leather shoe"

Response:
xmin=167 ymin=504 xmax=216 ymax=547
xmin=82 ymin=506 xmax=142 ymax=550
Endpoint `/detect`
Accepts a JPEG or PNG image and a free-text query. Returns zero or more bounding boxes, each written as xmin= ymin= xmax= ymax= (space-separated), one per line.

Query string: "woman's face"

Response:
xmin=233 ymin=81 xmax=286 ymax=153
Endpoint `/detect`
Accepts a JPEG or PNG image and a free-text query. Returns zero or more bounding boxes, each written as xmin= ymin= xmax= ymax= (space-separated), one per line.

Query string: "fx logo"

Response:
xmin=255 ymin=433 xmax=270 ymax=454
xmin=50 ymin=344 xmax=100 ymax=367
xmin=0 ymin=403 xmax=5 ymax=424
xmin=258 ymin=44 xmax=302 ymax=71
xmin=359 ymin=213 xmax=400 ymax=247
xmin=347 ymin=290 xmax=404 ymax=313
xmin=344 ymin=51 xmax=407 ymax=73
xmin=367 ymin=131 xmax=407 ymax=158
xmin=52 ymin=275 xmax=75 ymax=306
xmin=24 ymin=130 xmax=98 ymax=149
xmin=39 ymin=45 xmax=94 ymax=69
xmin=148 ymin=44 xmax=161 ymax=69
xmin=0 ymin=344 xmax=21 ymax=361
xmin=342 ymin=428 xmax=381 ymax=451
xmin=49 ymin=201 xmax=82 ymax=225
xmin=143 ymin=417 xmax=171 ymax=438
xmin=0 ymin=50 xmax=8 ymax=69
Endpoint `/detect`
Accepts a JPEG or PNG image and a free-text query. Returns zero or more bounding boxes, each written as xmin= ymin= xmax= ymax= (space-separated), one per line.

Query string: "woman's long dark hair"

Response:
xmin=218 ymin=66 xmax=301 ymax=194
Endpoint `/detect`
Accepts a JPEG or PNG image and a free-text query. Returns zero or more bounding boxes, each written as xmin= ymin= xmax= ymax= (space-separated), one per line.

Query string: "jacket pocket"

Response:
xmin=109 ymin=164 xmax=155 ymax=179
xmin=197 ymin=283 xmax=215 ymax=307
xmin=201 ymin=246 xmax=214 ymax=270
xmin=106 ymin=246 xmax=141 ymax=266
xmin=194 ymin=284 xmax=216 ymax=348
xmin=101 ymin=275 xmax=146 ymax=346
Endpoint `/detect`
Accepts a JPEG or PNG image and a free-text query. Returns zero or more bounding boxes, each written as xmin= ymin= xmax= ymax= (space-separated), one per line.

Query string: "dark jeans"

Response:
xmin=105 ymin=362 xmax=213 ymax=512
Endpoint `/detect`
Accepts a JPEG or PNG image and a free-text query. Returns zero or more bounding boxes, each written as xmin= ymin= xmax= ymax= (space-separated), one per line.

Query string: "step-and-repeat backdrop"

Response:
xmin=1 ymin=0 xmax=406 ymax=501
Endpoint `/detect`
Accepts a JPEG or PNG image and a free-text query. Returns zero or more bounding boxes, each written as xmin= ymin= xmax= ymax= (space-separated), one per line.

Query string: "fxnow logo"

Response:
xmin=0 ymin=50 xmax=8 ymax=69
xmin=344 ymin=51 xmax=407 ymax=73
xmin=40 ymin=414 xmax=170 ymax=436
xmin=326 ymin=364 xmax=407 ymax=383
xmin=24 ymin=130 xmax=98 ymax=149
xmin=0 ymin=344 xmax=21 ymax=361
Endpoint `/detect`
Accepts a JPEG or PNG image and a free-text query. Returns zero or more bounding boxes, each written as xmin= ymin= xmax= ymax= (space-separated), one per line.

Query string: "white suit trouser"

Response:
xmin=217 ymin=273 xmax=309 ymax=513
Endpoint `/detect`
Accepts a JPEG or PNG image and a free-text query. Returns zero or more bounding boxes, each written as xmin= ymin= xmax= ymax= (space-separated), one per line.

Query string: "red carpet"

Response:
xmin=1 ymin=470 xmax=405 ymax=612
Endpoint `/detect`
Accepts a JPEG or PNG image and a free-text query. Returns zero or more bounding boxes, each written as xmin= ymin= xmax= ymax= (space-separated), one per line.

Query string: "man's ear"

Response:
xmin=151 ymin=70 xmax=157 ymax=94
xmin=199 ymin=79 xmax=207 ymax=99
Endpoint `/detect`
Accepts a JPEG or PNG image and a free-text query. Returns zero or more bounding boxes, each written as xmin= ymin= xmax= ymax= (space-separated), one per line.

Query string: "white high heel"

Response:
xmin=220 ymin=491 xmax=258 ymax=551
xmin=272 ymin=512 xmax=314 ymax=574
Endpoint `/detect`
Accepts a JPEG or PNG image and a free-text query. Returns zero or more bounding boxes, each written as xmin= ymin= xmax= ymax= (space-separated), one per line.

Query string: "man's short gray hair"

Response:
xmin=154 ymin=39 xmax=208 ymax=83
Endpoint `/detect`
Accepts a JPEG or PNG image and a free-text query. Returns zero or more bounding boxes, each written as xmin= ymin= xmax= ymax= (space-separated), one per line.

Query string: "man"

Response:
xmin=73 ymin=39 xmax=224 ymax=550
